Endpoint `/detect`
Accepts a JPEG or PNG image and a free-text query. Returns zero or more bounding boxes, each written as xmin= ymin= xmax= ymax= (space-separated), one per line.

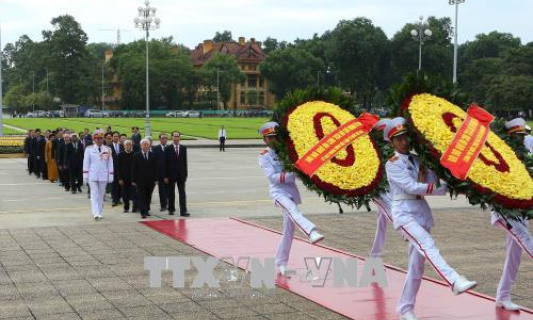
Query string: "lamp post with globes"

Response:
xmin=411 ymin=16 xmax=432 ymax=71
xmin=134 ymin=0 xmax=161 ymax=137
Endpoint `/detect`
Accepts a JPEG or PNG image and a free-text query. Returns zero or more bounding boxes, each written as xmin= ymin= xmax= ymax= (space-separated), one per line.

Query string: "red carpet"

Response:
xmin=142 ymin=218 xmax=533 ymax=320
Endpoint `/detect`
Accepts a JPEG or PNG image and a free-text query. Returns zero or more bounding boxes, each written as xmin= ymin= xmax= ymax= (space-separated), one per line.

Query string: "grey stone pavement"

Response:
xmin=0 ymin=148 xmax=531 ymax=319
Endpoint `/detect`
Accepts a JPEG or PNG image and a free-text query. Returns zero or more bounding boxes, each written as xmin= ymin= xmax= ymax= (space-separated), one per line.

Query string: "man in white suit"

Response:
xmin=83 ymin=130 xmax=114 ymax=220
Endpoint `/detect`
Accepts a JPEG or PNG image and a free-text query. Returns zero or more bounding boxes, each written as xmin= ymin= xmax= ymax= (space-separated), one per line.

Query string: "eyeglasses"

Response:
xmin=173 ymin=135 xmax=180 ymax=138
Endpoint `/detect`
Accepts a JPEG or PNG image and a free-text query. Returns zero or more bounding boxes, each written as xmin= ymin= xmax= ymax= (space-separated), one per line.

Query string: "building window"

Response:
xmin=259 ymin=77 xmax=264 ymax=88
xmin=240 ymin=91 xmax=246 ymax=105
xmin=247 ymin=75 xmax=257 ymax=89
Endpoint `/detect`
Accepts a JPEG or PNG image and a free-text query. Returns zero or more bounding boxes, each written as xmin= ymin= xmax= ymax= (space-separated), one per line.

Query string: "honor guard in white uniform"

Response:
xmin=489 ymin=118 xmax=533 ymax=311
xmin=370 ymin=118 xmax=394 ymax=258
xmin=83 ymin=130 xmax=114 ymax=220
xmin=525 ymin=125 xmax=533 ymax=153
xmin=258 ymin=122 xmax=324 ymax=276
xmin=384 ymin=118 xmax=477 ymax=320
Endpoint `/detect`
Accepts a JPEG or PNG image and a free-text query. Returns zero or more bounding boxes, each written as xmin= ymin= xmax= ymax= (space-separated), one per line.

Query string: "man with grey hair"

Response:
xmin=59 ymin=133 xmax=71 ymax=192
xmin=118 ymin=140 xmax=137 ymax=213
xmin=132 ymin=139 xmax=157 ymax=218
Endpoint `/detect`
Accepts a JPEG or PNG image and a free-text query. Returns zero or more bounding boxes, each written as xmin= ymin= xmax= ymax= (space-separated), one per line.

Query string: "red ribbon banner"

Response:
xmin=295 ymin=113 xmax=378 ymax=177
xmin=440 ymin=104 xmax=495 ymax=180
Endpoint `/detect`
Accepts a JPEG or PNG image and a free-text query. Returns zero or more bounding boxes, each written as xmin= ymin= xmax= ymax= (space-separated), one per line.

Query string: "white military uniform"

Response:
xmin=83 ymin=144 xmax=114 ymax=218
xmin=370 ymin=118 xmax=394 ymax=258
xmin=387 ymin=151 xmax=462 ymax=316
xmin=490 ymin=123 xmax=533 ymax=304
xmin=258 ymin=147 xmax=316 ymax=267
xmin=370 ymin=192 xmax=393 ymax=257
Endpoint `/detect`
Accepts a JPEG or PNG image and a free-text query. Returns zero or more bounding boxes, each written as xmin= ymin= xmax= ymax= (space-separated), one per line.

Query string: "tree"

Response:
xmin=45 ymin=15 xmax=91 ymax=105
xmin=325 ymin=17 xmax=390 ymax=109
xmin=460 ymin=31 xmax=521 ymax=65
xmin=259 ymin=47 xmax=324 ymax=100
xmin=201 ymin=53 xmax=245 ymax=111
xmin=213 ymin=31 xmax=233 ymax=42
xmin=485 ymin=75 xmax=533 ymax=115
xmin=111 ymin=37 xmax=194 ymax=110
xmin=262 ymin=37 xmax=279 ymax=54
xmin=459 ymin=57 xmax=502 ymax=104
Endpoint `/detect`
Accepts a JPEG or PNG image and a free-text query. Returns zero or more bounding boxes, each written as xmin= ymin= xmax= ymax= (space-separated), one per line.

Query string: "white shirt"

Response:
xmin=83 ymin=145 xmax=114 ymax=182
xmin=525 ymin=135 xmax=533 ymax=154
xmin=218 ymin=129 xmax=227 ymax=139
xmin=386 ymin=152 xmax=447 ymax=229
xmin=258 ymin=147 xmax=301 ymax=204
xmin=113 ymin=142 xmax=120 ymax=154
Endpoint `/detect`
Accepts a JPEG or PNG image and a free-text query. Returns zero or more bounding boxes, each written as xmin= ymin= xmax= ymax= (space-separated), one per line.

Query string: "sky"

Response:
xmin=1 ymin=0 xmax=532 ymax=49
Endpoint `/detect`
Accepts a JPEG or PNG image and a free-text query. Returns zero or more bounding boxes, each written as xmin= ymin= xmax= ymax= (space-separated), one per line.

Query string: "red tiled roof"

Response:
xmin=190 ymin=41 xmax=267 ymax=67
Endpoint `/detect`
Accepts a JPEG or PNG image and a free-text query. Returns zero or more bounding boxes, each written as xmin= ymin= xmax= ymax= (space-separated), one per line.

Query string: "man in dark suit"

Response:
xmin=164 ymin=131 xmax=189 ymax=216
xmin=65 ymin=133 xmax=84 ymax=194
xmin=132 ymin=139 xmax=157 ymax=218
xmin=24 ymin=130 xmax=34 ymax=175
xmin=117 ymin=140 xmax=137 ymax=213
xmin=110 ymin=131 xmax=124 ymax=206
xmin=58 ymin=133 xmax=70 ymax=191
xmin=32 ymin=129 xmax=44 ymax=178
xmin=152 ymin=133 xmax=168 ymax=211
xmin=131 ymin=126 xmax=142 ymax=153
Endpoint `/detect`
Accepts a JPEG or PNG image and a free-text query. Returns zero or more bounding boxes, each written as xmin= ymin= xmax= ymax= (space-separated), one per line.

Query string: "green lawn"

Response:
xmin=1 ymin=126 xmax=25 ymax=135
xmin=4 ymin=117 xmax=269 ymax=139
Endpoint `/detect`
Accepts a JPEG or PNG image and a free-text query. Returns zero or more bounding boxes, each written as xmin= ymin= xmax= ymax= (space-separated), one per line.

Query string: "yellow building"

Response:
xmin=190 ymin=37 xmax=275 ymax=110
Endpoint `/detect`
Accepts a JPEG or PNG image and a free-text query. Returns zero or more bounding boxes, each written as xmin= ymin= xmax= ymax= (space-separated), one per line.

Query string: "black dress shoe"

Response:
xmin=168 ymin=210 xmax=175 ymax=216
xmin=71 ymin=190 xmax=77 ymax=194
xmin=160 ymin=206 xmax=167 ymax=212
xmin=141 ymin=215 xmax=147 ymax=219
xmin=146 ymin=213 xmax=151 ymax=216
xmin=123 ymin=208 xmax=129 ymax=213
xmin=111 ymin=202 xmax=117 ymax=207
xmin=77 ymin=187 xmax=82 ymax=192
xmin=180 ymin=212 xmax=190 ymax=217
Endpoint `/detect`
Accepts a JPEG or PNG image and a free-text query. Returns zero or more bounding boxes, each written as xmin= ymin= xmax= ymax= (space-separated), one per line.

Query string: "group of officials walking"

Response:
xmin=24 ymin=127 xmax=190 ymax=220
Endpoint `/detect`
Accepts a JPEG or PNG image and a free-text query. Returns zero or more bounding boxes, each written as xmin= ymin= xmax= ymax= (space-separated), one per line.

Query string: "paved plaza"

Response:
xmin=0 ymin=148 xmax=531 ymax=319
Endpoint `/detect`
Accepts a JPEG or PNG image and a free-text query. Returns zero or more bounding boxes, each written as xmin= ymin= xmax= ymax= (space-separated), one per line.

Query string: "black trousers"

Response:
xmin=122 ymin=183 xmax=138 ymax=210
xmin=69 ymin=166 xmax=82 ymax=189
xmin=61 ymin=167 xmax=70 ymax=189
xmin=219 ymin=137 xmax=226 ymax=152
xmin=168 ymin=179 xmax=187 ymax=214
xmin=157 ymin=177 xmax=168 ymax=209
xmin=27 ymin=155 xmax=33 ymax=175
xmin=137 ymin=183 xmax=154 ymax=215
xmin=33 ymin=156 xmax=41 ymax=177
xmin=112 ymin=176 xmax=121 ymax=203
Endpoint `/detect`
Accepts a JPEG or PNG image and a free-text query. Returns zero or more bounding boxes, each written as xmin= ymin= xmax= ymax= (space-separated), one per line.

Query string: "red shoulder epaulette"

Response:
xmin=389 ymin=156 xmax=399 ymax=162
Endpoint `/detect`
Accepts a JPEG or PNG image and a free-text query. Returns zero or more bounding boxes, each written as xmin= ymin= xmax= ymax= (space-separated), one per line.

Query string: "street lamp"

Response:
xmin=411 ymin=16 xmax=432 ymax=71
xmin=134 ymin=0 xmax=161 ymax=137
xmin=449 ymin=0 xmax=466 ymax=84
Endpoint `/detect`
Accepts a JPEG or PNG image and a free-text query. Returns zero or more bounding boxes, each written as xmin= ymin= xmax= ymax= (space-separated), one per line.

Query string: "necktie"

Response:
xmin=175 ymin=145 xmax=179 ymax=159
xmin=144 ymin=152 xmax=148 ymax=161
xmin=98 ymin=147 xmax=101 ymax=153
